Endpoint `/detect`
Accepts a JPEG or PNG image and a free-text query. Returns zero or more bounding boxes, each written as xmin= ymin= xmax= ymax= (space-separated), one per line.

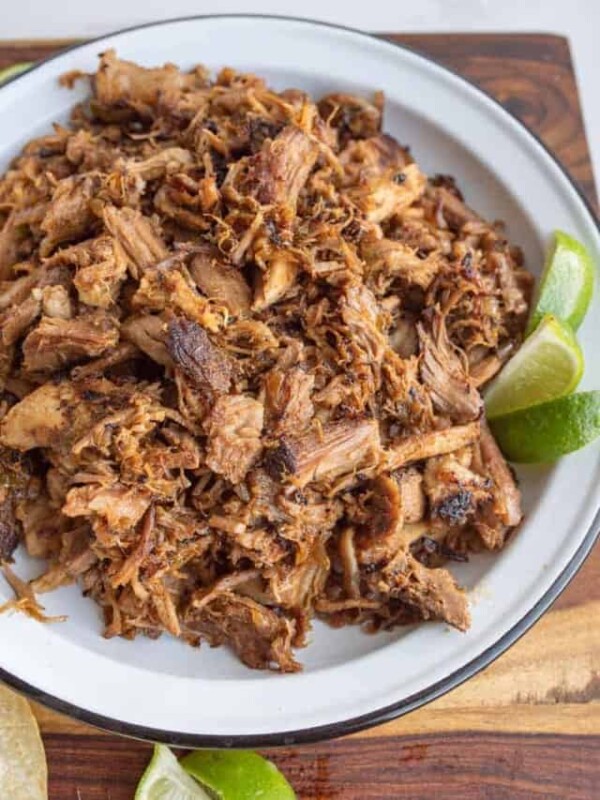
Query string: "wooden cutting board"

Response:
xmin=1 ymin=32 xmax=598 ymax=800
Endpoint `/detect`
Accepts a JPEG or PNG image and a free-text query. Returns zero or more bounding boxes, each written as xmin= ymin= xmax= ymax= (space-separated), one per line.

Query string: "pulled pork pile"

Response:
xmin=0 ymin=52 xmax=533 ymax=671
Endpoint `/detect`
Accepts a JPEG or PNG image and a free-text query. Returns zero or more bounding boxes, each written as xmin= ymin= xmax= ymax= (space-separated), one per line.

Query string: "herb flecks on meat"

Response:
xmin=0 ymin=52 xmax=530 ymax=671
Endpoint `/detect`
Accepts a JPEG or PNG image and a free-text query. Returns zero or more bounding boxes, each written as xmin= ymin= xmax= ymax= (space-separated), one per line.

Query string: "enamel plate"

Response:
xmin=0 ymin=15 xmax=598 ymax=746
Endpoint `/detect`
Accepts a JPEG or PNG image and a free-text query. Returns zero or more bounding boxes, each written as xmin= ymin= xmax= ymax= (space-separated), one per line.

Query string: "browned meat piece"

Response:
xmin=63 ymin=484 xmax=152 ymax=534
xmin=204 ymin=395 xmax=264 ymax=483
xmin=469 ymin=352 xmax=504 ymax=388
xmin=0 ymin=507 xmax=21 ymax=562
xmin=44 ymin=235 xmax=128 ymax=308
xmin=185 ymin=592 xmax=299 ymax=672
xmin=0 ymin=449 xmax=32 ymax=562
xmin=253 ymin=250 xmax=298 ymax=310
xmin=398 ymin=468 xmax=426 ymax=523
xmin=356 ymin=475 xmax=403 ymax=565
xmin=245 ymin=127 xmax=319 ymax=208
xmin=22 ymin=313 xmax=119 ymax=373
xmin=340 ymin=134 xmax=411 ymax=181
xmin=0 ymin=274 xmax=38 ymax=311
xmin=72 ymin=242 xmax=128 ymax=308
xmin=349 ymin=163 xmax=426 ymax=223
xmin=264 ymin=541 xmax=330 ymax=610
xmin=102 ymin=206 xmax=168 ymax=278
xmin=224 ymin=526 xmax=288 ymax=567
xmin=473 ymin=420 xmax=523 ymax=549
xmin=65 ymin=129 xmax=119 ymax=171
xmin=263 ymin=367 xmax=314 ymax=436
xmin=318 ymin=92 xmax=382 ymax=142
xmin=0 ymin=293 xmax=41 ymax=345
xmin=0 ymin=381 xmax=94 ymax=451
xmin=418 ymin=310 xmax=482 ymax=422
xmin=378 ymin=550 xmax=470 ymax=631
xmin=167 ymin=317 xmax=232 ymax=393
xmin=70 ymin=342 xmax=138 ymax=379
xmin=40 ymin=174 xmax=101 ymax=256
xmin=95 ymin=49 xmax=188 ymax=116
xmin=0 ymin=343 xmax=14 ymax=392
xmin=429 ymin=184 xmax=480 ymax=231
xmin=479 ymin=421 xmax=522 ymax=527
xmin=189 ymin=251 xmax=251 ymax=317
xmin=0 ymin=213 xmax=25 ymax=279
xmin=388 ymin=314 xmax=419 ymax=358
xmin=122 ymin=314 xmax=172 ymax=367
xmin=487 ymin=250 xmax=529 ymax=318
xmin=0 ymin=386 xmax=62 ymax=450
xmin=106 ymin=506 xmax=156 ymax=588
xmin=361 ymin=237 xmax=441 ymax=291
xmin=385 ymin=421 xmax=481 ymax=471
xmin=268 ymin=419 xmax=381 ymax=487
xmin=133 ymin=268 xmax=221 ymax=331
xmin=153 ymin=177 xmax=211 ymax=231
xmin=356 ymin=469 xmax=425 ymax=566
xmin=14 ymin=490 xmax=60 ymax=559
xmin=127 ymin=147 xmax=193 ymax=180
xmin=41 ymin=285 xmax=73 ymax=319
xmin=424 ymin=453 xmax=493 ymax=526
xmin=340 ymin=284 xmax=388 ymax=367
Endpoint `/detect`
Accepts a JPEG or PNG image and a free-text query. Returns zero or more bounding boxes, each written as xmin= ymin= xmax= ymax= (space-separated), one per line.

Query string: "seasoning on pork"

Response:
xmin=167 ymin=317 xmax=232 ymax=393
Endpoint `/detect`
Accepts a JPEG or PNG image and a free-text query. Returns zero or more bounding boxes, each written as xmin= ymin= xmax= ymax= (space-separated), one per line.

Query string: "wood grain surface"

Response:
xmin=0 ymin=33 xmax=598 ymax=800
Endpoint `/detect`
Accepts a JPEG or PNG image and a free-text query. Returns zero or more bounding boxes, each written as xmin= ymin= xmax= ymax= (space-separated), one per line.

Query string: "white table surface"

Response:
xmin=5 ymin=0 xmax=600 ymax=190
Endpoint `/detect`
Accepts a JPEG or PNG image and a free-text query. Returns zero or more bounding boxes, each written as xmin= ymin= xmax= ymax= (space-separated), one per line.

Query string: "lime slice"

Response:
xmin=0 ymin=684 xmax=47 ymax=800
xmin=484 ymin=314 xmax=583 ymax=418
xmin=526 ymin=230 xmax=595 ymax=335
xmin=182 ymin=750 xmax=296 ymax=800
xmin=135 ymin=745 xmax=212 ymax=800
xmin=489 ymin=391 xmax=600 ymax=463
xmin=0 ymin=63 xmax=33 ymax=86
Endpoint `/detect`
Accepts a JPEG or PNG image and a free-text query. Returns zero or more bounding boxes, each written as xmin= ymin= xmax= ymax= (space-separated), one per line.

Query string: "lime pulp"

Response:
xmin=135 ymin=745 xmax=212 ymax=800
xmin=526 ymin=230 xmax=595 ymax=335
xmin=484 ymin=314 xmax=583 ymax=419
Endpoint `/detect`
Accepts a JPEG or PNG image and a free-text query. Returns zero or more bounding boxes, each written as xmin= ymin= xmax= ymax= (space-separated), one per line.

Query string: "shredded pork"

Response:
xmin=0 ymin=53 xmax=531 ymax=671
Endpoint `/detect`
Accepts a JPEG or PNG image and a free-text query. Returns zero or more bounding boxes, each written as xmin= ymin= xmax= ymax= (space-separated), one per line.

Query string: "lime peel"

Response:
xmin=489 ymin=391 xmax=600 ymax=463
xmin=0 ymin=63 xmax=33 ymax=86
xmin=484 ymin=314 xmax=583 ymax=419
xmin=182 ymin=749 xmax=296 ymax=800
xmin=526 ymin=229 xmax=595 ymax=335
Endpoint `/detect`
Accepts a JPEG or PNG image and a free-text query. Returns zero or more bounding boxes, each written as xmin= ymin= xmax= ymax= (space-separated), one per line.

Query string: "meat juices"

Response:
xmin=0 ymin=51 xmax=530 ymax=671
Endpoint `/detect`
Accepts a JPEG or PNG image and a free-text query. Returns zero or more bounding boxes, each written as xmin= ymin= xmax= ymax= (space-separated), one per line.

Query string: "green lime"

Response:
xmin=484 ymin=314 xmax=583 ymax=419
xmin=489 ymin=391 xmax=600 ymax=463
xmin=182 ymin=750 xmax=296 ymax=800
xmin=135 ymin=745 xmax=212 ymax=800
xmin=526 ymin=230 xmax=595 ymax=335
xmin=0 ymin=63 xmax=33 ymax=86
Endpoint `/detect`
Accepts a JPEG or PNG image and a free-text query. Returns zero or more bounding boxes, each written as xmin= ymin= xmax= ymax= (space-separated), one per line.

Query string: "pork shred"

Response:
xmin=0 ymin=52 xmax=530 ymax=671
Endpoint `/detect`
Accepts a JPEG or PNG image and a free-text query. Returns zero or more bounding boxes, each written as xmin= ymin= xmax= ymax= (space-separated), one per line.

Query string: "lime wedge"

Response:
xmin=135 ymin=745 xmax=212 ymax=800
xmin=182 ymin=750 xmax=296 ymax=800
xmin=489 ymin=391 xmax=600 ymax=463
xmin=0 ymin=63 xmax=33 ymax=86
xmin=484 ymin=314 xmax=583 ymax=418
xmin=526 ymin=230 xmax=595 ymax=335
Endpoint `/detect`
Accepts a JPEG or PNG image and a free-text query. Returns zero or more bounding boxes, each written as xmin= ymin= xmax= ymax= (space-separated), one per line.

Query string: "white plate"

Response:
xmin=0 ymin=15 xmax=598 ymax=746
